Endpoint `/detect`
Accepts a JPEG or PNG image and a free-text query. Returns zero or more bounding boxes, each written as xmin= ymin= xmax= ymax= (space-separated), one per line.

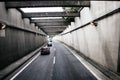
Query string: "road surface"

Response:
xmin=13 ymin=41 xmax=97 ymax=80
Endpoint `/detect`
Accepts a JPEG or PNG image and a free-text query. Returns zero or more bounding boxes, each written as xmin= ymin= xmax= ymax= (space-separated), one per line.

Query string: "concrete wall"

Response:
xmin=0 ymin=2 xmax=46 ymax=70
xmin=54 ymin=1 xmax=120 ymax=72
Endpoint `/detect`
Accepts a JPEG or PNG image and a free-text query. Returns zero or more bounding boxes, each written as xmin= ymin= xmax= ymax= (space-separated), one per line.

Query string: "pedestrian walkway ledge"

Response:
xmin=61 ymin=41 xmax=120 ymax=80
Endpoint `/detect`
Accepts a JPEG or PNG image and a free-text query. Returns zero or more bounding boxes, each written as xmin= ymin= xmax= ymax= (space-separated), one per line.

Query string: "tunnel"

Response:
xmin=0 ymin=1 xmax=120 ymax=80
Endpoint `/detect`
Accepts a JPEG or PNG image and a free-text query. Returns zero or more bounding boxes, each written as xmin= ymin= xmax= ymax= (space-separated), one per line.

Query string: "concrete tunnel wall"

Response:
xmin=0 ymin=2 xmax=47 ymax=70
xmin=54 ymin=1 xmax=120 ymax=72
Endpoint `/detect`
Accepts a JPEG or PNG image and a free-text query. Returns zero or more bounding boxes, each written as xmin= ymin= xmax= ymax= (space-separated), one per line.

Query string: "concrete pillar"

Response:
xmin=67 ymin=25 xmax=71 ymax=32
xmin=23 ymin=18 xmax=31 ymax=30
xmin=0 ymin=2 xmax=8 ymax=24
xmin=8 ymin=8 xmax=24 ymax=28
xmin=80 ymin=7 xmax=92 ymax=25
xmin=74 ymin=17 xmax=81 ymax=51
xmin=68 ymin=24 xmax=73 ymax=47
xmin=71 ymin=22 xmax=75 ymax=30
xmin=30 ymin=23 xmax=35 ymax=31
xmin=74 ymin=17 xmax=81 ymax=28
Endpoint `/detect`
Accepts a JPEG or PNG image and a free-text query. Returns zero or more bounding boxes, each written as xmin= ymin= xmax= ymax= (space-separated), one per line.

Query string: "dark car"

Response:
xmin=40 ymin=47 xmax=50 ymax=55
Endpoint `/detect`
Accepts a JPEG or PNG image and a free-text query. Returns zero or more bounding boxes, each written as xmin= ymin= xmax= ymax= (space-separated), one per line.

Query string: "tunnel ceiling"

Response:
xmin=5 ymin=1 xmax=90 ymax=35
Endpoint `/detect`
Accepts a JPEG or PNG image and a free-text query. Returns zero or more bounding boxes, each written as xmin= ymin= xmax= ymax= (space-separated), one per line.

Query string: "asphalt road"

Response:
xmin=13 ymin=41 xmax=97 ymax=80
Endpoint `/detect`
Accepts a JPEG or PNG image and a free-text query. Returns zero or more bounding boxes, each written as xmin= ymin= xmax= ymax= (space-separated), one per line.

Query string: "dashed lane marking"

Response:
xmin=53 ymin=56 xmax=56 ymax=65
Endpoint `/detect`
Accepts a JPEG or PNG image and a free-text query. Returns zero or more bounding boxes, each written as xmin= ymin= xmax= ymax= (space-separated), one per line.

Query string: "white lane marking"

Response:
xmin=54 ymin=48 xmax=56 ymax=51
xmin=63 ymin=44 xmax=110 ymax=80
xmin=10 ymin=53 xmax=40 ymax=80
xmin=53 ymin=56 xmax=56 ymax=64
xmin=73 ymin=54 xmax=103 ymax=80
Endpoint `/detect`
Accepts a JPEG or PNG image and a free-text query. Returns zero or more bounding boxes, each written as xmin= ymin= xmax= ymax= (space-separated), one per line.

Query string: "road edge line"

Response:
xmin=10 ymin=53 xmax=40 ymax=80
xmin=62 ymin=43 xmax=111 ymax=80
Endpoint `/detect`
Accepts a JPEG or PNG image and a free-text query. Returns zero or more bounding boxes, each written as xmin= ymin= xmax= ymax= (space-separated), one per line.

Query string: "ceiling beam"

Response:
xmin=44 ymin=29 xmax=64 ymax=33
xmin=5 ymin=1 xmax=90 ymax=8
xmin=22 ymin=12 xmax=79 ymax=17
xmin=46 ymin=32 xmax=62 ymax=35
xmin=44 ymin=28 xmax=64 ymax=32
xmin=31 ymin=19 xmax=71 ymax=24
xmin=40 ymin=27 xmax=66 ymax=30
xmin=39 ymin=26 xmax=67 ymax=28
xmin=47 ymin=31 xmax=63 ymax=33
xmin=31 ymin=19 xmax=66 ymax=23
xmin=43 ymin=27 xmax=65 ymax=31
xmin=37 ymin=22 xmax=69 ymax=26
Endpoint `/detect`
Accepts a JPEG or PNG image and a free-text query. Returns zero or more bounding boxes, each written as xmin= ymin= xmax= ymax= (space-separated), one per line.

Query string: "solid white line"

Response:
xmin=10 ymin=53 xmax=40 ymax=80
xmin=53 ymin=56 xmax=56 ymax=64
xmin=73 ymin=53 xmax=103 ymax=80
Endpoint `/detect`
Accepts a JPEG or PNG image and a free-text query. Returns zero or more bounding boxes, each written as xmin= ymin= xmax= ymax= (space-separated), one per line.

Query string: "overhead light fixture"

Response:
xmin=31 ymin=17 xmax=63 ymax=20
xmin=20 ymin=7 xmax=64 ymax=13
